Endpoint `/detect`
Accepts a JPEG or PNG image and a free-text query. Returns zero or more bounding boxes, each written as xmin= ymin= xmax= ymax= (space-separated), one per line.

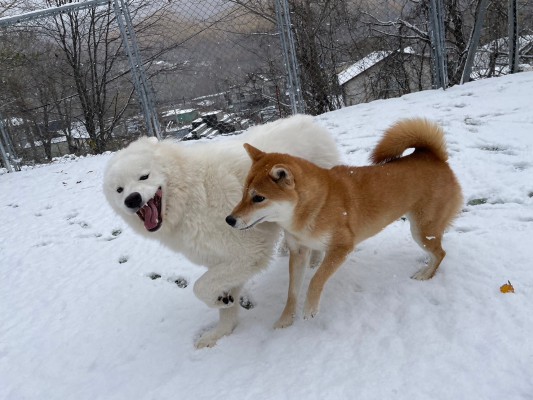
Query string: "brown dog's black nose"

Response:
xmin=225 ymin=215 xmax=236 ymax=227
xmin=124 ymin=192 xmax=142 ymax=209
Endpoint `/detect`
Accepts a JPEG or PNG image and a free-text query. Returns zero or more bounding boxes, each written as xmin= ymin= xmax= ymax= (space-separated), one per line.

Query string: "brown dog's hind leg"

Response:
xmin=408 ymin=213 xmax=447 ymax=280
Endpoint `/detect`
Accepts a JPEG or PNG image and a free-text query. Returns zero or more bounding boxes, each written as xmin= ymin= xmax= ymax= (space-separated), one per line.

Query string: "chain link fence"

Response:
xmin=132 ymin=0 xmax=294 ymax=138
xmin=1 ymin=0 xmax=532 ymax=170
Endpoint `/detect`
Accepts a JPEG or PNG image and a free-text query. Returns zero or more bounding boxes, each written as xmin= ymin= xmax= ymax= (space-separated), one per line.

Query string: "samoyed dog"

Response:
xmin=103 ymin=115 xmax=339 ymax=348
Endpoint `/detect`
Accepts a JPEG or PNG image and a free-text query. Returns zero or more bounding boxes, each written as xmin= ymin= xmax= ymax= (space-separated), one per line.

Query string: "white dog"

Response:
xmin=103 ymin=115 xmax=339 ymax=348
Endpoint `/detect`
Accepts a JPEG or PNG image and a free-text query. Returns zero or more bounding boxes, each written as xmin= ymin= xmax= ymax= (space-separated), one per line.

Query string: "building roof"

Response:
xmin=338 ymin=47 xmax=417 ymax=86
xmin=161 ymin=108 xmax=196 ymax=118
xmin=338 ymin=51 xmax=392 ymax=86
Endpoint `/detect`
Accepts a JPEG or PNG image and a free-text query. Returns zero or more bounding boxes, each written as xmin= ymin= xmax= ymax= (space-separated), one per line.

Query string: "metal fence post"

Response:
xmin=461 ymin=0 xmax=489 ymax=84
xmin=0 ymin=134 xmax=13 ymax=173
xmin=0 ymin=115 xmax=18 ymax=172
xmin=274 ymin=0 xmax=305 ymax=114
xmin=113 ymin=0 xmax=161 ymax=138
xmin=429 ymin=0 xmax=448 ymax=89
xmin=508 ymin=0 xmax=519 ymax=74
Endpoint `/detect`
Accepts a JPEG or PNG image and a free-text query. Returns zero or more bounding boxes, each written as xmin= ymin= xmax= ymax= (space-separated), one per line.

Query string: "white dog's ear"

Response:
xmin=243 ymin=143 xmax=265 ymax=162
xmin=147 ymin=136 xmax=158 ymax=144
xmin=270 ymin=164 xmax=294 ymax=189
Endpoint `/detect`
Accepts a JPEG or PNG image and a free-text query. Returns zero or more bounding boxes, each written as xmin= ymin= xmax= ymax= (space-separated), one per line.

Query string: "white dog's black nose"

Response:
xmin=124 ymin=192 xmax=142 ymax=209
xmin=225 ymin=215 xmax=236 ymax=227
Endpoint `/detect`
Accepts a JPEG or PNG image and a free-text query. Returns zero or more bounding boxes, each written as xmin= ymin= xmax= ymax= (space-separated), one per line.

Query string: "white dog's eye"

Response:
xmin=139 ymin=174 xmax=149 ymax=181
xmin=252 ymin=195 xmax=265 ymax=203
xmin=117 ymin=187 xmax=123 ymax=193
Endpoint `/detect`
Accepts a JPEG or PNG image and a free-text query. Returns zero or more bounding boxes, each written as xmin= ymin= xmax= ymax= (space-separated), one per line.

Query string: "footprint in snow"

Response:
xmin=78 ymin=221 xmax=90 ymax=229
xmin=66 ymin=212 xmax=79 ymax=221
xmin=146 ymin=273 xmax=189 ymax=288
xmin=239 ymin=295 xmax=255 ymax=310
xmin=76 ymin=233 xmax=103 ymax=239
xmin=33 ymin=241 xmax=53 ymax=248
xmin=464 ymin=117 xmax=484 ymax=126
xmin=454 ymin=225 xmax=476 ymax=233
xmin=467 ymin=198 xmax=488 ymax=206
xmin=513 ymin=162 xmax=529 ymax=171
xmin=170 ymin=277 xmax=188 ymax=288
xmin=147 ymin=272 xmax=161 ymax=280
xmin=479 ymin=146 xmax=517 ymax=156
xmin=101 ymin=229 xmax=122 ymax=241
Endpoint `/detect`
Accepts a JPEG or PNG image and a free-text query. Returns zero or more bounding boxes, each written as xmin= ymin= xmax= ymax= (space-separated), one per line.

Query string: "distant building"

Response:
xmin=160 ymin=108 xmax=199 ymax=137
xmin=182 ymin=110 xmax=249 ymax=141
xmin=338 ymin=48 xmax=432 ymax=107
xmin=161 ymin=108 xmax=199 ymax=126
xmin=226 ymin=74 xmax=279 ymax=115
xmin=20 ymin=121 xmax=90 ymax=159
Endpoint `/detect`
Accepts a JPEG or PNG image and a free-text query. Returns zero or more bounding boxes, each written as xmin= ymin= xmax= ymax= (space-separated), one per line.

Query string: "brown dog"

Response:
xmin=226 ymin=118 xmax=463 ymax=327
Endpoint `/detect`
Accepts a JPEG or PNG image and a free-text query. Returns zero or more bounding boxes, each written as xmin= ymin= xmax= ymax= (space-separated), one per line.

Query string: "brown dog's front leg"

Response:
xmin=274 ymin=244 xmax=311 ymax=329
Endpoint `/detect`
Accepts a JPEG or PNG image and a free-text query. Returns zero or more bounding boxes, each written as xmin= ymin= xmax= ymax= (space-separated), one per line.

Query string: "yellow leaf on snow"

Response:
xmin=500 ymin=280 xmax=515 ymax=294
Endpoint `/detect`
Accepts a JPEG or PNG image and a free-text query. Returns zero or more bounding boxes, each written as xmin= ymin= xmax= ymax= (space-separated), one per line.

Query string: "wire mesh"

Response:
xmin=1 ymin=0 xmax=532 ymax=169
xmin=0 ymin=1 xmax=143 ymax=163
xmin=131 ymin=0 xmax=292 ymax=141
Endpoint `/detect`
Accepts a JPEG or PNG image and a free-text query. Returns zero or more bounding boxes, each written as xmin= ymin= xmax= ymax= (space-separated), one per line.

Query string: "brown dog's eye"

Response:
xmin=140 ymin=174 xmax=149 ymax=181
xmin=252 ymin=195 xmax=265 ymax=203
xmin=117 ymin=187 xmax=123 ymax=193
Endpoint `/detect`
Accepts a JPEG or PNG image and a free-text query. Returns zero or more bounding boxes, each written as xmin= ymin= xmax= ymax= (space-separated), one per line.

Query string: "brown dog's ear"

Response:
xmin=270 ymin=164 xmax=294 ymax=189
xmin=243 ymin=143 xmax=265 ymax=162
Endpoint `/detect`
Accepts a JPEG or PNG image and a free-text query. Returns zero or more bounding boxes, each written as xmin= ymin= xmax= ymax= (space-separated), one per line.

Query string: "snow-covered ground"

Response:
xmin=2 ymin=72 xmax=533 ymax=400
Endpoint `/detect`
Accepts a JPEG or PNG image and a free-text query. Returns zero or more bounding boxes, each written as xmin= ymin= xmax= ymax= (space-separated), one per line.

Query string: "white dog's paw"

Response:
xmin=411 ymin=266 xmax=436 ymax=281
xmin=215 ymin=292 xmax=235 ymax=308
xmin=195 ymin=331 xmax=221 ymax=349
xmin=200 ymin=291 xmax=236 ymax=309
xmin=195 ymin=320 xmax=237 ymax=349
xmin=273 ymin=313 xmax=295 ymax=329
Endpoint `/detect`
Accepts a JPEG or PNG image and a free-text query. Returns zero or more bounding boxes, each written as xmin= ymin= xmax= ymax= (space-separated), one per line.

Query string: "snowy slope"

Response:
xmin=1 ymin=72 xmax=533 ymax=400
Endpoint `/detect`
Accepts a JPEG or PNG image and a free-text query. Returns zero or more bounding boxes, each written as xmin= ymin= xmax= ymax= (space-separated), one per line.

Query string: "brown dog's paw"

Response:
xmin=273 ymin=314 xmax=295 ymax=329
xmin=411 ymin=266 xmax=437 ymax=280
xmin=303 ymin=302 xmax=319 ymax=320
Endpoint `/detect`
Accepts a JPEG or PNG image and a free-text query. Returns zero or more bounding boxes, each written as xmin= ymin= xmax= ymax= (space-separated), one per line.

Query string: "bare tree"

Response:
xmin=363 ymin=0 xmax=530 ymax=86
xmin=224 ymin=0 xmax=358 ymax=115
xmin=0 ymin=0 xmax=20 ymax=17
xmin=43 ymin=0 xmax=136 ymax=153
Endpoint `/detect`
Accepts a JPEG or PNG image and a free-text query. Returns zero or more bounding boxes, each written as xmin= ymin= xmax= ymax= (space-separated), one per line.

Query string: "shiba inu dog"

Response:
xmin=226 ymin=118 xmax=463 ymax=326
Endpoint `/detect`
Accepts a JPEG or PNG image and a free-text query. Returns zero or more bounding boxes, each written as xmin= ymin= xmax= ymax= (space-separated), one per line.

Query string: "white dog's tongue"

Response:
xmin=143 ymin=199 xmax=159 ymax=231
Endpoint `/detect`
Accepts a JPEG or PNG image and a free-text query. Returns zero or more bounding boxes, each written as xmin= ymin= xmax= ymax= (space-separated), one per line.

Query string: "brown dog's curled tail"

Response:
xmin=370 ymin=118 xmax=449 ymax=164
